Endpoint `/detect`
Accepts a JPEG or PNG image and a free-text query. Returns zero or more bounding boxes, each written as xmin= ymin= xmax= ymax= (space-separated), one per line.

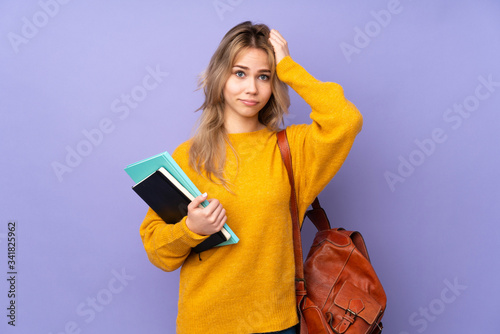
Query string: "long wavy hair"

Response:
xmin=189 ymin=21 xmax=290 ymax=186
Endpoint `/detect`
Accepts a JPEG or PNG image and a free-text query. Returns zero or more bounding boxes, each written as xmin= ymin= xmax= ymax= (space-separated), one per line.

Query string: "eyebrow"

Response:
xmin=233 ymin=65 xmax=271 ymax=73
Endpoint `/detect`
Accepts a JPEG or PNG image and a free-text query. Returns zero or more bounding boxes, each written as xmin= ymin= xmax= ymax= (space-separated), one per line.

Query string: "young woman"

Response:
xmin=140 ymin=21 xmax=363 ymax=334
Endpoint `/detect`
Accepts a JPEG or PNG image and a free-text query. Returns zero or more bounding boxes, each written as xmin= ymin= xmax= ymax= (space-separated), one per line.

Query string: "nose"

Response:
xmin=245 ymin=78 xmax=258 ymax=94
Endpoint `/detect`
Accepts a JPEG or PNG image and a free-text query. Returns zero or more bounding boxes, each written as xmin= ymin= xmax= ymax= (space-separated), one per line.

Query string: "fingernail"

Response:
xmin=202 ymin=192 xmax=207 ymax=198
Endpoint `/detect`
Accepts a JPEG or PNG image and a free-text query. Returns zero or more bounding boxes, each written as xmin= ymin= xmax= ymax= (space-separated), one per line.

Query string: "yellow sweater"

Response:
xmin=140 ymin=56 xmax=362 ymax=334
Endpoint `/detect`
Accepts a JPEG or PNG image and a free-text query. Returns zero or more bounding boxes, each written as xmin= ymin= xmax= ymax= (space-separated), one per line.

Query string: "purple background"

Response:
xmin=1 ymin=0 xmax=499 ymax=333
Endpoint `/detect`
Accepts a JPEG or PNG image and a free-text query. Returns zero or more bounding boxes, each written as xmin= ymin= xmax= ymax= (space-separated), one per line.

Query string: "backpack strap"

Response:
xmin=305 ymin=198 xmax=331 ymax=232
xmin=276 ymin=129 xmax=304 ymax=282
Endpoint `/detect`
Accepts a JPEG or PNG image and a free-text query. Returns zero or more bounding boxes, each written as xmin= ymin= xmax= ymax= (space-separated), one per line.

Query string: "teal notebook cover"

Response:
xmin=125 ymin=151 xmax=239 ymax=247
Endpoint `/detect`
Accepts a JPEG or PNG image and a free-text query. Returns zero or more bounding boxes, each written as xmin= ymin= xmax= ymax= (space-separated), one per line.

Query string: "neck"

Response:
xmin=224 ymin=116 xmax=265 ymax=134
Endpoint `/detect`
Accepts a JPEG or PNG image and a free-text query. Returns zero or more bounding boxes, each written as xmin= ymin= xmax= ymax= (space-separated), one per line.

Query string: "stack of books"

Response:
xmin=125 ymin=151 xmax=238 ymax=253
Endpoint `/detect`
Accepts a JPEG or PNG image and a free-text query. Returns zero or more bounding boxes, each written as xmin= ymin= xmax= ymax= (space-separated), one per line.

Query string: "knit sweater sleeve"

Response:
xmin=276 ymin=56 xmax=363 ymax=219
xmin=139 ymin=143 xmax=209 ymax=272
xmin=139 ymin=209 xmax=208 ymax=271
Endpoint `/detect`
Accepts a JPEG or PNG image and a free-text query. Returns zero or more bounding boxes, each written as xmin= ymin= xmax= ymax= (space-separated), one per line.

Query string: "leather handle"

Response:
xmin=337 ymin=229 xmax=371 ymax=262
xmin=277 ymin=129 xmax=305 ymax=280
xmin=305 ymin=198 xmax=331 ymax=232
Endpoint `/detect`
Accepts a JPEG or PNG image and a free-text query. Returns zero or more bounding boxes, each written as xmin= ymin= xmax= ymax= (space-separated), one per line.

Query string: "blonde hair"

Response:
xmin=189 ymin=21 xmax=290 ymax=185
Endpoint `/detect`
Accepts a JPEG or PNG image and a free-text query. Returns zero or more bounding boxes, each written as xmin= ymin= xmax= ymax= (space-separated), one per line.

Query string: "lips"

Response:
xmin=239 ymin=99 xmax=258 ymax=106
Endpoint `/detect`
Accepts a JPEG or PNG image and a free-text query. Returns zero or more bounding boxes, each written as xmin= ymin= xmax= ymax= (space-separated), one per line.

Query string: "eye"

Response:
xmin=259 ymin=74 xmax=270 ymax=81
xmin=235 ymin=71 xmax=245 ymax=78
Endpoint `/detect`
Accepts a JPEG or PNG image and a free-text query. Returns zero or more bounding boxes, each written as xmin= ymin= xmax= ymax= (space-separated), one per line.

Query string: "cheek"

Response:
xmin=223 ymin=77 xmax=241 ymax=97
xmin=261 ymin=83 xmax=272 ymax=102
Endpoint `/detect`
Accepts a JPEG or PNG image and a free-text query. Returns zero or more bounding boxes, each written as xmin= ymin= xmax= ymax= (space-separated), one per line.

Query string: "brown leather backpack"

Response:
xmin=277 ymin=130 xmax=386 ymax=334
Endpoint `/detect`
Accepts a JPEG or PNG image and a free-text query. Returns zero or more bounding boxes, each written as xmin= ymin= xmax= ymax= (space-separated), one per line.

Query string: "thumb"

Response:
xmin=188 ymin=192 xmax=208 ymax=210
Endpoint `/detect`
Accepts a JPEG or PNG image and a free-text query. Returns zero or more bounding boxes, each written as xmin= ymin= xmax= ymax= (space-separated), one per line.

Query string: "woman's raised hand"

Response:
xmin=186 ymin=193 xmax=227 ymax=236
xmin=269 ymin=29 xmax=290 ymax=64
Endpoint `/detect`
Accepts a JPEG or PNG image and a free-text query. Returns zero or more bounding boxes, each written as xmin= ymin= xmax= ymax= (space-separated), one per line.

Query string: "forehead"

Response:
xmin=233 ymin=48 xmax=271 ymax=69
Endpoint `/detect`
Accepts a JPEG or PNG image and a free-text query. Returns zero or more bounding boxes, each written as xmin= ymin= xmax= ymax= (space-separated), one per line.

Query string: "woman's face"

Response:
xmin=223 ymin=48 xmax=272 ymax=131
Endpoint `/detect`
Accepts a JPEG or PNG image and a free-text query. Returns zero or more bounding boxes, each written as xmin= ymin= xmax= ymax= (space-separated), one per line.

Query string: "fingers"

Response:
xmin=214 ymin=205 xmax=227 ymax=231
xmin=205 ymin=198 xmax=226 ymax=227
xmin=268 ymin=29 xmax=290 ymax=64
xmin=186 ymin=194 xmax=227 ymax=236
xmin=269 ymin=29 xmax=286 ymax=45
xmin=188 ymin=192 xmax=208 ymax=210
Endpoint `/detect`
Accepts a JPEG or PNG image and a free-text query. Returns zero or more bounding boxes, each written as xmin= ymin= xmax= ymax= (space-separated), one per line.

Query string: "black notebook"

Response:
xmin=132 ymin=167 xmax=229 ymax=253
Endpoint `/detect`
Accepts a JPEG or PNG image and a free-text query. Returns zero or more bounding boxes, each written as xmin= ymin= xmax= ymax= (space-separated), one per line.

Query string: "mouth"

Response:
xmin=239 ymin=99 xmax=259 ymax=106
